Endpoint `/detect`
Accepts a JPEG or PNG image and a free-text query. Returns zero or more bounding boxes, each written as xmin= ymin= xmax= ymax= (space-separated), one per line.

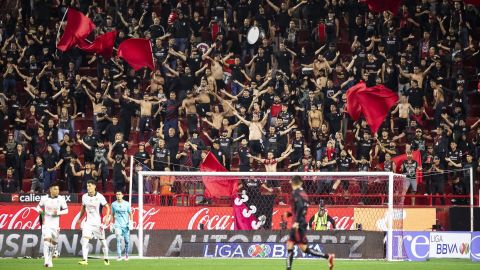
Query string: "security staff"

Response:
xmin=308 ymin=203 xmax=336 ymax=230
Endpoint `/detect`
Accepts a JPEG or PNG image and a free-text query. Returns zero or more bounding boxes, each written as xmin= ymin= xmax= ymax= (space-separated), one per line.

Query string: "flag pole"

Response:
xmin=55 ymin=7 xmax=69 ymax=55
xmin=148 ymin=38 xmax=155 ymax=70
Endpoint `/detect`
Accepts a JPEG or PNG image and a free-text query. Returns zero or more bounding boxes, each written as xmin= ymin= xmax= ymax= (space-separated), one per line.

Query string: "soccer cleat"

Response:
xmin=328 ymin=254 xmax=335 ymax=270
xmin=125 ymin=255 xmax=129 ymax=261
xmin=104 ymin=259 xmax=110 ymax=266
xmin=78 ymin=260 xmax=88 ymax=265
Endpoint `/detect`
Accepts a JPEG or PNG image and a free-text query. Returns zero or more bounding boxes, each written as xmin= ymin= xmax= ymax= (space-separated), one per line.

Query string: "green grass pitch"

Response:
xmin=0 ymin=258 xmax=478 ymax=270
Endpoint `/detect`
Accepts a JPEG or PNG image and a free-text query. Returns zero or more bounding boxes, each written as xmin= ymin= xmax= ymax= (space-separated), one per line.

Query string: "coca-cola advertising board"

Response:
xmin=0 ymin=204 xmax=354 ymax=230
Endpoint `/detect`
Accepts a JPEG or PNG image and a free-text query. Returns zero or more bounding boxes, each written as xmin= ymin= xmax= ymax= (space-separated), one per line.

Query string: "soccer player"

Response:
xmin=285 ymin=176 xmax=334 ymax=270
xmin=35 ymin=181 xmax=68 ymax=267
xmin=110 ymin=190 xmax=133 ymax=261
xmin=76 ymin=180 xmax=111 ymax=265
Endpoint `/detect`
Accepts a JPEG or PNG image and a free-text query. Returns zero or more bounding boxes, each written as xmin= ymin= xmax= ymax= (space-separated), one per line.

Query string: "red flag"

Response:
xmin=346 ymin=82 xmax=398 ymax=134
xmin=390 ymin=150 xmax=423 ymax=184
xmin=364 ymin=0 xmax=401 ymax=13
xmin=233 ymin=200 xmax=258 ymax=230
xmin=78 ymin=31 xmax=117 ymax=59
xmin=57 ymin=9 xmax=95 ymax=52
xmin=346 ymin=81 xmax=366 ymax=121
xmin=200 ymin=152 xmax=238 ymax=198
xmin=117 ymin=38 xmax=155 ymax=71
xmin=356 ymin=84 xmax=399 ymax=134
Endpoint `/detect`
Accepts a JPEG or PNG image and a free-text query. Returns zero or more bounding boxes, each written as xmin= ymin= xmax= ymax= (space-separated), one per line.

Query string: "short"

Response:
xmin=82 ymin=224 xmax=106 ymax=240
xmin=404 ymin=177 xmax=417 ymax=193
xmin=42 ymin=227 xmax=60 ymax=243
xmin=114 ymin=226 xmax=129 ymax=239
xmin=31 ymin=178 xmax=44 ymax=192
xmin=288 ymin=226 xmax=307 ymax=245
xmin=249 ymin=140 xmax=263 ymax=156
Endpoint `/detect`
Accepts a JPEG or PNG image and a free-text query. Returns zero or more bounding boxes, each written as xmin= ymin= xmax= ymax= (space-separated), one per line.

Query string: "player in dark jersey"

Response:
xmin=285 ymin=176 xmax=334 ymax=270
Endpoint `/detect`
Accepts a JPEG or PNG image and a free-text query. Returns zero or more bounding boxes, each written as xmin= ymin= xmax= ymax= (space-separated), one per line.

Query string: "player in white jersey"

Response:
xmin=35 ymin=181 xmax=68 ymax=268
xmin=76 ymin=180 xmax=111 ymax=266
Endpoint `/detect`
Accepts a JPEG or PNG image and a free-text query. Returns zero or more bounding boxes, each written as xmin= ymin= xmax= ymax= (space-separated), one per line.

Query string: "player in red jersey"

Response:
xmin=285 ymin=175 xmax=335 ymax=270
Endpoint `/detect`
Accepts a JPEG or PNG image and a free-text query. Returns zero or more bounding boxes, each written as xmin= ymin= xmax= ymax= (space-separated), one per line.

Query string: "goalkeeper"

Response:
xmin=111 ymin=190 xmax=133 ymax=261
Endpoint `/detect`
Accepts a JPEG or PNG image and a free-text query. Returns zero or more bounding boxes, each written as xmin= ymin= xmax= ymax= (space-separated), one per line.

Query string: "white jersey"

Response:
xmin=81 ymin=192 xmax=108 ymax=226
xmin=36 ymin=195 xmax=68 ymax=229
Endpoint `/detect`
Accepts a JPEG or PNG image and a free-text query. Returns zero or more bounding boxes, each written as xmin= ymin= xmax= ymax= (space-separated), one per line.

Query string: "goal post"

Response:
xmin=134 ymin=171 xmax=407 ymax=260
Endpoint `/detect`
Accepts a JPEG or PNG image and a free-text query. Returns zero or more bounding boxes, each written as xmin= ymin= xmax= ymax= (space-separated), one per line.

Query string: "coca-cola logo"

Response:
xmin=332 ymin=216 xmax=355 ymax=230
xmin=0 ymin=207 xmax=41 ymax=230
xmin=130 ymin=207 xmax=161 ymax=230
xmin=323 ymin=209 xmax=355 ymax=230
xmin=188 ymin=208 xmax=236 ymax=230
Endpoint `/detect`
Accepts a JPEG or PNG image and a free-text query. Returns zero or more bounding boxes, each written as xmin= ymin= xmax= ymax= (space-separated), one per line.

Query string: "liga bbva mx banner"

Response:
xmin=0 ymin=230 xmax=384 ymax=259
xmin=391 ymin=231 xmax=480 ymax=262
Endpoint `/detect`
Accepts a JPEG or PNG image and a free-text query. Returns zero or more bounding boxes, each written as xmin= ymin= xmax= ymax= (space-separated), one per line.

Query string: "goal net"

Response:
xmin=130 ymin=170 xmax=408 ymax=260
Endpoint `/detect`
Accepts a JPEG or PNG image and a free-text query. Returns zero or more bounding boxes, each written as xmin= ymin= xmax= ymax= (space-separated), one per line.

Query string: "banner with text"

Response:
xmin=472 ymin=232 xmax=480 ymax=262
xmin=391 ymin=231 xmax=478 ymax=262
xmin=0 ymin=230 xmax=384 ymax=258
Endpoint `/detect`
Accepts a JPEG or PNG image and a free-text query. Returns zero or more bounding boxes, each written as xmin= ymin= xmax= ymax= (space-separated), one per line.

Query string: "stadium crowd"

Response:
xmin=0 ymin=0 xmax=479 ymax=205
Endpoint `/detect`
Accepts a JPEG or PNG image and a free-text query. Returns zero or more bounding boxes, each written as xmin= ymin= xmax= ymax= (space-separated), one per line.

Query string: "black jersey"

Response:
xmin=290 ymin=188 xmax=309 ymax=226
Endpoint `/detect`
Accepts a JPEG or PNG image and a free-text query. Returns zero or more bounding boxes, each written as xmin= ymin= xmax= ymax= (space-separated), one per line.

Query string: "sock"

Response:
xmin=286 ymin=249 xmax=293 ymax=270
xmin=80 ymin=238 xmax=89 ymax=261
xmin=116 ymin=236 xmax=122 ymax=257
xmin=124 ymin=235 xmax=130 ymax=257
xmin=49 ymin=243 xmax=56 ymax=265
xmin=43 ymin=241 xmax=51 ymax=265
xmin=305 ymin=247 xmax=329 ymax=259
xmin=101 ymin=239 xmax=109 ymax=260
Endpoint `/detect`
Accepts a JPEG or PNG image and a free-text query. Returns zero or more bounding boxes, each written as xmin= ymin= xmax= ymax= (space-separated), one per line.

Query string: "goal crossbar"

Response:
xmin=137 ymin=171 xmax=402 ymax=177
